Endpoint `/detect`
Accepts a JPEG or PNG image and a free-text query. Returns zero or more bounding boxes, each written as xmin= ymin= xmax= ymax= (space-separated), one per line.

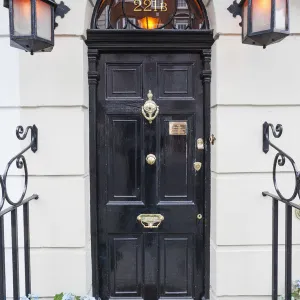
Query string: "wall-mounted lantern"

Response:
xmin=228 ymin=0 xmax=289 ymax=48
xmin=3 ymin=0 xmax=70 ymax=54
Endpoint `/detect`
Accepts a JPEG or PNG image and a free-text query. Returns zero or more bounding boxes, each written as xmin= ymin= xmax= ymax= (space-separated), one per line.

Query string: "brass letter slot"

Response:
xmin=137 ymin=214 xmax=164 ymax=228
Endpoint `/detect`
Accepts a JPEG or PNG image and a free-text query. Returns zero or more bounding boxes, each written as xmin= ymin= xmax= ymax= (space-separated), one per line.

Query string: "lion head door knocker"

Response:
xmin=142 ymin=90 xmax=159 ymax=124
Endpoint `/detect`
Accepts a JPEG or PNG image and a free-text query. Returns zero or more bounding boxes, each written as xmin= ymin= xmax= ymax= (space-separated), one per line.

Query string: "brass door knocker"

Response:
xmin=142 ymin=90 xmax=159 ymax=124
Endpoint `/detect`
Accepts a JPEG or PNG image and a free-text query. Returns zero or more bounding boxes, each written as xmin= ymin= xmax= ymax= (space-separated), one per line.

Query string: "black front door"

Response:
xmin=96 ymin=52 xmax=205 ymax=300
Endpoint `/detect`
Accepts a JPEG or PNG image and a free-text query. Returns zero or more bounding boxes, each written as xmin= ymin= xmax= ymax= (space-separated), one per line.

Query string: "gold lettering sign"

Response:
xmin=169 ymin=121 xmax=187 ymax=136
xmin=134 ymin=0 xmax=167 ymax=12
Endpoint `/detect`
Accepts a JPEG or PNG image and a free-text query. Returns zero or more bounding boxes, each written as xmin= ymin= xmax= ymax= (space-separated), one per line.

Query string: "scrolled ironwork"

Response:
xmin=262 ymin=122 xmax=300 ymax=300
xmin=272 ymin=152 xmax=299 ymax=202
xmin=262 ymin=121 xmax=300 ymax=203
xmin=16 ymin=125 xmax=31 ymax=140
xmin=269 ymin=123 xmax=283 ymax=139
xmin=0 ymin=125 xmax=38 ymax=215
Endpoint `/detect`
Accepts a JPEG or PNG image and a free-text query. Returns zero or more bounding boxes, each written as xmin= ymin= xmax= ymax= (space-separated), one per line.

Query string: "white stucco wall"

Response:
xmin=0 ymin=1 xmax=93 ymax=299
xmin=207 ymin=0 xmax=300 ymax=299
xmin=0 ymin=0 xmax=300 ymax=299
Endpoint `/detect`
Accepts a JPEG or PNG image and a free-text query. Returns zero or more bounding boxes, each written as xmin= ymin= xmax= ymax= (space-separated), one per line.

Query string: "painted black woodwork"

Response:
xmin=106 ymin=63 xmax=143 ymax=99
xmin=87 ymin=30 xmax=213 ymax=52
xmin=86 ymin=30 xmax=214 ymax=300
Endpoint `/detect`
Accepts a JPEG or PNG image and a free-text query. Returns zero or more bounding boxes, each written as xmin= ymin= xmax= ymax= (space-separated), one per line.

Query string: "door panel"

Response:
xmin=97 ymin=53 xmax=204 ymax=300
xmin=109 ymin=235 xmax=143 ymax=297
xmin=107 ymin=116 xmax=144 ymax=203
xmin=106 ymin=62 xmax=144 ymax=100
xmin=157 ymin=63 xmax=194 ymax=99
xmin=158 ymin=115 xmax=195 ymax=203
xmin=159 ymin=235 xmax=193 ymax=297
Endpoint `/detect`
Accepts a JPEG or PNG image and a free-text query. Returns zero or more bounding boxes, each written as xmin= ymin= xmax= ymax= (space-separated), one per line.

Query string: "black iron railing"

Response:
xmin=262 ymin=122 xmax=300 ymax=300
xmin=0 ymin=125 xmax=39 ymax=300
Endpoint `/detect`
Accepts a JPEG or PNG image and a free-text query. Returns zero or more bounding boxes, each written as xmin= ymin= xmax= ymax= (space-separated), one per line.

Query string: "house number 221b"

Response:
xmin=134 ymin=0 xmax=167 ymax=11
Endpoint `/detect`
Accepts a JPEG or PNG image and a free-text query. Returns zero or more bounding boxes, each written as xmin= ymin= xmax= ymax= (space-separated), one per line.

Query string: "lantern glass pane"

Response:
xmin=252 ymin=0 xmax=271 ymax=32
xmin=36 ymin=0 xmax=52 ymax=41
xmin=13 ymin=0 xmax=31 ymax=36
xmin=275 ymin=0 xmax=287 ymax=30
xmin=242 ymin=0 xmax=248 ymax=38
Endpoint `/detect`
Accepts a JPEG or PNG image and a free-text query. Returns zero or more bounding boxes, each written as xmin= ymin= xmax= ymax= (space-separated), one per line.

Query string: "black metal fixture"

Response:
xmin=90 ymin=0 xmax=209 ymax=30
xmin=0 ymin=125 xmax=39 ymax=213
xmin=262 ymin=122 xmax=300 ymax=300
xmin=228 ymin=0 xmax=289 ymax=48
xmin=3 ymin=0 xmax=70 ymax=54
xmin=0 ymin=125 xmax=39 ymax=300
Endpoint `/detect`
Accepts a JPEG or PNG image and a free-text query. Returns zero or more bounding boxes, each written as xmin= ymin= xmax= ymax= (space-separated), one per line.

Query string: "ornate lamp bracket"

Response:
xmin=227 ymin=0 xmax=243 ymax=27
xmin=54 ymin=1 xmax=71 ymax=29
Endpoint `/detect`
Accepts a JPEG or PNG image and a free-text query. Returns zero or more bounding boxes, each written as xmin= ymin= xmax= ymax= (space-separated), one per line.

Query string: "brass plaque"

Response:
xmin=169 ymin=121 xmax=187 ymax=135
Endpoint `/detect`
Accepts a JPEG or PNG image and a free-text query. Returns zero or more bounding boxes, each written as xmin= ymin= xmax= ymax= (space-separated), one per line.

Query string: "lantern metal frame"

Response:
xmin=228 ymin=0 xmax=289 ymax=48
xmin=3 ymin=0 xmax=70 ymax=54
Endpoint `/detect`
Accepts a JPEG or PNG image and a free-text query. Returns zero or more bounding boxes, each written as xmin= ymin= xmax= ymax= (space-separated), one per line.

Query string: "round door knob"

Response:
xmin=146 ymin=154 xmax=156 ymax=165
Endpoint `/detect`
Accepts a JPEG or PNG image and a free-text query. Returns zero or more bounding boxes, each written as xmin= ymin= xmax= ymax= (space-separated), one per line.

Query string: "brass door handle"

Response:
xmin=197 ymin=138 xmax=204 ymax=150
xmin=146 ymin=154 xmax=156 ymax=165
xmin=142 ymin=90 xmax=159 ymax=124
xmin=137 ymin=214 xmax=164 ymax=228
xmin=194 ymin=162 xmax=202 ymax=171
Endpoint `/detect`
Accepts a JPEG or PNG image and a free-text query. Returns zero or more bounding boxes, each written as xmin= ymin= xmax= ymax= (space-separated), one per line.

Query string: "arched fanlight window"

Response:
xmin=90 ymin=0 xmax=209 ymax=30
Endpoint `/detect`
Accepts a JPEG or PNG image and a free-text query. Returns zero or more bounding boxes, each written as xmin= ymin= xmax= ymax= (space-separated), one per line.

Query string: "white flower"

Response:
xmin=62 ymin=293 xmax=76 ymax=300
xmin=80 ymin=296 xmax=96 ymax=300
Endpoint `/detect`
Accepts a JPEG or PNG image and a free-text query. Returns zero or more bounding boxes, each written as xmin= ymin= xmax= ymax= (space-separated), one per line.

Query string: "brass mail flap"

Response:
xmin=137 ymin=214 xmax=164 ymax=228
